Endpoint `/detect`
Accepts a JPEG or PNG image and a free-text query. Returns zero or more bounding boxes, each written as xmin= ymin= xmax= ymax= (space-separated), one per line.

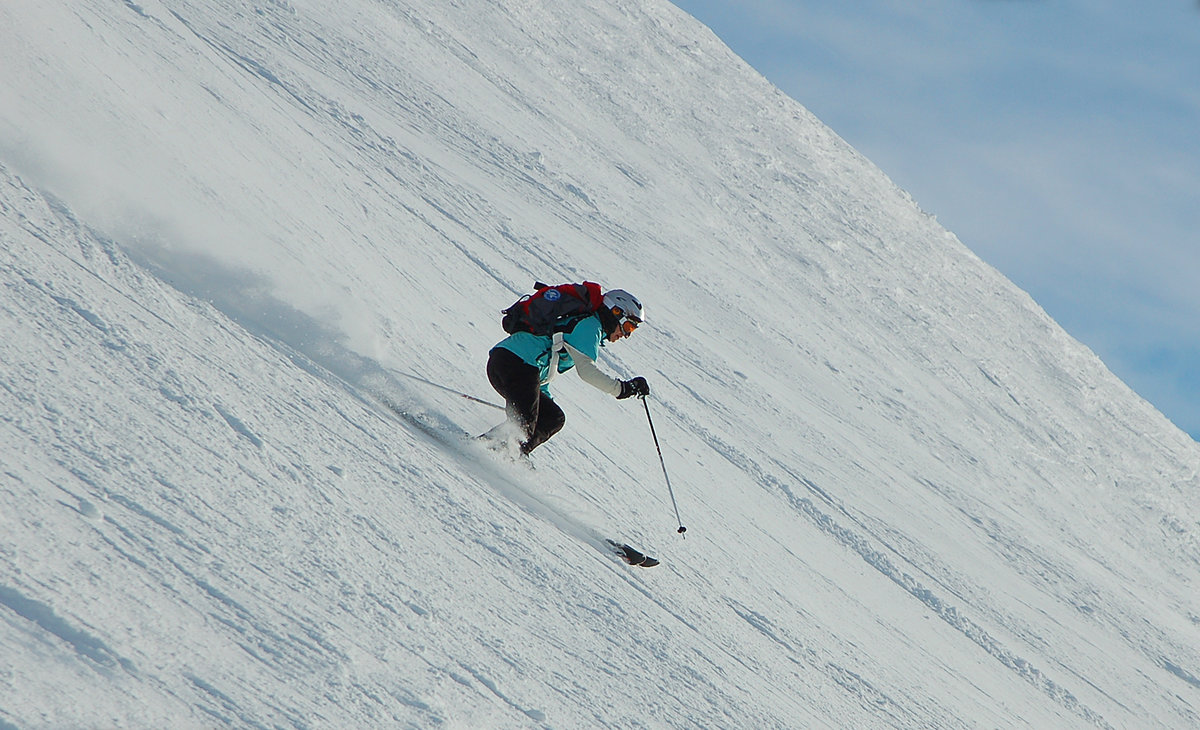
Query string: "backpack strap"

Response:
xmin=546 ymin=332 xmax=566 ymax=384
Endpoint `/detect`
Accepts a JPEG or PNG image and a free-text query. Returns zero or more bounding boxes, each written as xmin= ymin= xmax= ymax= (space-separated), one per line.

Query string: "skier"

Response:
xmin=485 ymin=288 xmax=649 ymax=455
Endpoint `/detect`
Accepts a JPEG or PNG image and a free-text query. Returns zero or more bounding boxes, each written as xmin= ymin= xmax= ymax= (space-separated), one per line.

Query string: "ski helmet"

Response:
xmin=603 ymin=289 xmax=644 ymax=324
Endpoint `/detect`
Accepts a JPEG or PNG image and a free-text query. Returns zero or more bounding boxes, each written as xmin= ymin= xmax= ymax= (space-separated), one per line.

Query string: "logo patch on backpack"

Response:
xmin=501 ymin=282 xmax=604 ymax=336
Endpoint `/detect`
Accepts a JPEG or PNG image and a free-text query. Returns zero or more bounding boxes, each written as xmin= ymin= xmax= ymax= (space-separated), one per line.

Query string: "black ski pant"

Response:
xmin=486 ymin=347 xmax=565 ymax=454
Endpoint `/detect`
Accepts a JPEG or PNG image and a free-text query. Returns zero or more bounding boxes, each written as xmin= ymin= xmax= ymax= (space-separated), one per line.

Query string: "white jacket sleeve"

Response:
xmin=563 ymin=340 xmax=623 ymax=397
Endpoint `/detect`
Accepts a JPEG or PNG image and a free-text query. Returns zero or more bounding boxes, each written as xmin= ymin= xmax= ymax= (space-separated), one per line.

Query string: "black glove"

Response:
xmin=617 ymin=376 xmax=650 ymax=400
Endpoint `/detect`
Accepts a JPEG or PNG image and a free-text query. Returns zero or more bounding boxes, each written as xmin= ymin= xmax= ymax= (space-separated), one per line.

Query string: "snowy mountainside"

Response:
xmin=3 ymin=0 xmax=1199 ymax=728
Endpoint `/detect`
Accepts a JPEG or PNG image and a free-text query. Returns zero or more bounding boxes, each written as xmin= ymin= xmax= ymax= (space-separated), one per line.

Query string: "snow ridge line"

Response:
xmin=654 ymin=399 xmax=1113 ymax=729
xmin=775 ymin=479 xmax=1111 ymax=729
xmin=0 ymin=585 xmax=135 ymax=673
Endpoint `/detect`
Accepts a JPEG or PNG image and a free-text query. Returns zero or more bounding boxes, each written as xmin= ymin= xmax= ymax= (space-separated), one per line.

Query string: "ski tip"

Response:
xmin=606 ymin=539 xmax=660 ymax=568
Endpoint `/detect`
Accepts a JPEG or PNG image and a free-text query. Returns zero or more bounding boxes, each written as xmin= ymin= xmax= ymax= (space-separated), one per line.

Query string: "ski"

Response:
xmin=606 ymin=539 xmax=659 ymax=568
xmin=380 ymin=401 xmax=658 ymax=568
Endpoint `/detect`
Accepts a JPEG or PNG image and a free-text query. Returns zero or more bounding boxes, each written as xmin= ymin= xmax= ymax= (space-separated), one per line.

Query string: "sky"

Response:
xmin=669 ymin=0 xmax=1200 ymax=439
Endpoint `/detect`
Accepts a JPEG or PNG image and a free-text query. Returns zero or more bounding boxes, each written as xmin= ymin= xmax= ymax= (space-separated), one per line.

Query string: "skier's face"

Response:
xmin=608 ymin=318 xmax=638 ymax=342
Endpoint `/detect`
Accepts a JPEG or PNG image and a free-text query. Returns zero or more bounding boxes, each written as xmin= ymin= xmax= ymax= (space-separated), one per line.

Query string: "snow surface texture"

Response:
xmin=2 ymin=0 xmax=1198 ymax=728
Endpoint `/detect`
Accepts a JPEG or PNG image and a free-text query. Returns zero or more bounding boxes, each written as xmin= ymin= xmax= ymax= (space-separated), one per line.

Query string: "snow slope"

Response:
xmin=2 ymin=0 xmax=1199 ymax=727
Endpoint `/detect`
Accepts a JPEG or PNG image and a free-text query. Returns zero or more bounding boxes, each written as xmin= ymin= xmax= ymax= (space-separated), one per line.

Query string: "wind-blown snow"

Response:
xmin=2 ymin=1 xmax=1198 ymax=728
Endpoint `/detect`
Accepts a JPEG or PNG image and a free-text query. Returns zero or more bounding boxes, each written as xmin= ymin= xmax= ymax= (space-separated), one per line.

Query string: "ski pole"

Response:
xmin=391 ymin=368 xmax=505 ymax=410
xmin=641 ymin=396 xmax=687 ymax=536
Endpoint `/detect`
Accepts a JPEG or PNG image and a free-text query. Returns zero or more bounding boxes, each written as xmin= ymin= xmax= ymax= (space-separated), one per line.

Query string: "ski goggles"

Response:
xmin=619 ymin=317 xmax=640 ymax=337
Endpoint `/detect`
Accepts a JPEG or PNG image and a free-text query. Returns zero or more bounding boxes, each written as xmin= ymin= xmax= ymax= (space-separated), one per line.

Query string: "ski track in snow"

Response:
xmin=3 ymin=0 xmax=1200 ymax=728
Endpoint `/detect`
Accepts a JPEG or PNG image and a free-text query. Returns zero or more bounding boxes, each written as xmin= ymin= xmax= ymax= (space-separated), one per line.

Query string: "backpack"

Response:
xmin=501 ymin=281 xmax=605 ymax=336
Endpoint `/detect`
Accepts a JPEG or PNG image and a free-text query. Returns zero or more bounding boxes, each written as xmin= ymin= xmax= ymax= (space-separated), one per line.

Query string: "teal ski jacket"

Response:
xmin=491 ymin=314 xmax=623 ymax=398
